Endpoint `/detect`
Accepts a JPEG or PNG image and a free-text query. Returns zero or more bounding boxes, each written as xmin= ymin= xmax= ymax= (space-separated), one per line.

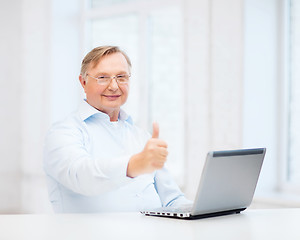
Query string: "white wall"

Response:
xmin=0 ymin=0 xmax=81 ymax=213
xmin=19 ymin=0 xmax=53 ymax=213
xmin=0 ymin=0 xmax=23 ymax=213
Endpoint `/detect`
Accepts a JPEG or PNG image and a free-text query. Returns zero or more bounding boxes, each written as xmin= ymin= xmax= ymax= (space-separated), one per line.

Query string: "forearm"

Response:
xmin=44 ymin=152 xmax=132 ymax=196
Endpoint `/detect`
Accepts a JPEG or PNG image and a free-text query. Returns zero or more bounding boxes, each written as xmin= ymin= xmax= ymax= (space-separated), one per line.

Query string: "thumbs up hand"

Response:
xmin=127 ymin=122 xmax=169 ymax=178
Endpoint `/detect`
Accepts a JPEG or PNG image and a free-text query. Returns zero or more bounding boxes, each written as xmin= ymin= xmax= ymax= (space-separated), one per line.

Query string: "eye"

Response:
xmin=117 ymin=74 xmax=130 ymax=80
xmin=97 ymin=76 xmax=109 ymax=80
xmin=116 ymin=74 xmax=126 ymax=78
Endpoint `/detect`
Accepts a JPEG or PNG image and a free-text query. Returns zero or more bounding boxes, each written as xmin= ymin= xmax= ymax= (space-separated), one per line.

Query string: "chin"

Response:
xmin=104 ymin=102 xmax=123 ymax=109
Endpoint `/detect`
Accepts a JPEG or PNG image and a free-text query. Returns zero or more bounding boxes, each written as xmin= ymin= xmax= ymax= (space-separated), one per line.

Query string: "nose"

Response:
xmin=107 ymin=77 xmax=119 ymax=90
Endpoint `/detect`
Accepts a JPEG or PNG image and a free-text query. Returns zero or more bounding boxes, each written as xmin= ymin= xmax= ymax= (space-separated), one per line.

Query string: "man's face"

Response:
xmin=80 ymin=52 xmax=130 ymax=115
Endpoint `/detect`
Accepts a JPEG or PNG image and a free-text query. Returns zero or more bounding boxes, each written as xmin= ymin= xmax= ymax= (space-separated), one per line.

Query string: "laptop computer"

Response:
xmin=141 ymin=148 xmax=266 ymax=219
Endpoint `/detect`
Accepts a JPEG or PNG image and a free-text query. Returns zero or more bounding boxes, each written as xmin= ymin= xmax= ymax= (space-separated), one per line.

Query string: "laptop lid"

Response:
xmin=191 ymin=148 xmax=266 ymax=216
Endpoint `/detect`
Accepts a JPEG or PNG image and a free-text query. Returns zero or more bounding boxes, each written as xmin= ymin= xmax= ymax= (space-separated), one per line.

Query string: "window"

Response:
xmin=91 ymin=0 xmax=136 ymax=8
xmin=147 ymin=6 xmax=184 ymax=180
xmin=287 ymin=0 xmax=300 ymax=185
xmin=81 ymin=0 xmax=184 ymax=184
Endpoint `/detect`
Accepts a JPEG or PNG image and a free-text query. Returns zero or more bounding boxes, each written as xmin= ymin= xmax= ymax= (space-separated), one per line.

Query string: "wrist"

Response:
xmin=127 ymin=152 xmax=144 ymax=178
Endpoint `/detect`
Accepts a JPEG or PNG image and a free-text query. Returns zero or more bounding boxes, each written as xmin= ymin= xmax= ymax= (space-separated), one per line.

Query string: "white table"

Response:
xmin=0 ymin=208 xmax=299 ymax=240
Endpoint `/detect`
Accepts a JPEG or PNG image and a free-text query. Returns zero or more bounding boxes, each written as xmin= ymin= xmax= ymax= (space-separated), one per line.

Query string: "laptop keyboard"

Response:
xmin=157 ymin=204 xmax=193 ymax=213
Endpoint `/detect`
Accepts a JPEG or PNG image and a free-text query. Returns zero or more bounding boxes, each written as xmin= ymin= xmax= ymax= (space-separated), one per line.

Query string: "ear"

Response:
xmin=79 ymin=75 xmax=87 ymax=91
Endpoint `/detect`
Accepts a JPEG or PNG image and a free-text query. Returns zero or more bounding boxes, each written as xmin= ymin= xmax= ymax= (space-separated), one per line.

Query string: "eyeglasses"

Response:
xmin=86 ymin=73 xmax=130 ymax=85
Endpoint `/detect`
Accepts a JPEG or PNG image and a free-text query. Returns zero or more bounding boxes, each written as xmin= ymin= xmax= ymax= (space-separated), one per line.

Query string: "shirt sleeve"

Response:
xmin=43 ymin=121 xmax=133 ymax=196
xmin=154 ymin=167 xmax=192 ymax=207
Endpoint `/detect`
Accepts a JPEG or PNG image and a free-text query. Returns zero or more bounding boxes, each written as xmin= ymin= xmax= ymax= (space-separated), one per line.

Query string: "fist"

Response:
xmin=143 ymin=122 xmax=168 ymax=169
xmin=127 ymin=122 xmax=169 ymax=178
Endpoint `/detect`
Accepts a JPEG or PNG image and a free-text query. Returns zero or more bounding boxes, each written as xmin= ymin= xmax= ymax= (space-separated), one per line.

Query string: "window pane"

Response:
xmin=288 ymin=0 xmax=300 ymax=183
xmin=90 ymin=0 xmax=141 ymax=8
xmin=90 ymin=15 xmax=141 ymax=122
xmin=148 ymin=6 xmax=184 ymax=182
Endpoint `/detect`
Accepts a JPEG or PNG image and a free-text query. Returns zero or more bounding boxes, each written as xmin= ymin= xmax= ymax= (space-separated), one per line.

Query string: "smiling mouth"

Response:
xmin=103 ymin=95 xmax=121 ymax=100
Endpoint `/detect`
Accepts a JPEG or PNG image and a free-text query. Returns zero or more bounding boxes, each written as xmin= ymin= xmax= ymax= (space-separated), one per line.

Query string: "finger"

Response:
xmin=152 ymin=122 xmax=159 ymax=139
xmin=151 ymin=139 xmax=168 ymax=148
xmin=152 ymin=161 xmax=165 ymax=169
xmin=158 ymin=148 xmax=168 ymax=158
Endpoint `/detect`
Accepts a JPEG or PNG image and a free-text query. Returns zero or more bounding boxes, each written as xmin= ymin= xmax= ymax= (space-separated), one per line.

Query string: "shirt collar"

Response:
xmin=78 ymin=99 xmax=133 ymax=124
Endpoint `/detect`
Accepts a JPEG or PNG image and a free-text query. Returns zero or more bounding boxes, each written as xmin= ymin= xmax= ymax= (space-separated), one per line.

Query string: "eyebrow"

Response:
xmin=94 ymin=71 xmax=129 ymax=76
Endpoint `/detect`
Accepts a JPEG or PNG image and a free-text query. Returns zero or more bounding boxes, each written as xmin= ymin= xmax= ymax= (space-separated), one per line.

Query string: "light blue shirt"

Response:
xmin=43 ymin=100 xmax=189 ymax=213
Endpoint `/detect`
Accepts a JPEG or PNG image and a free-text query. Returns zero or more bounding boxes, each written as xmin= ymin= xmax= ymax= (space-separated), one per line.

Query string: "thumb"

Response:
xmin=152 ymin=122 xmax=159 ymax=138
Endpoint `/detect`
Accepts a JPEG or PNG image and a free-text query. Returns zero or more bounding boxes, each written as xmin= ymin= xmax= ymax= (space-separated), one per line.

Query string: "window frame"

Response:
xmin=279 ymin=0 xmax=300 ymax=193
